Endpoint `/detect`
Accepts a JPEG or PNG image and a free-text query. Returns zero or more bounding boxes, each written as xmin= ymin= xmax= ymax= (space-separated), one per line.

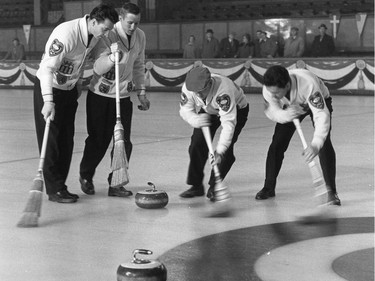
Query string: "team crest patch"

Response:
xmin=58 ymin=60 xmax=74 ymax=75
xmin=99 ymin=80 xmax=111 ymax=94
xmin=56 ymin=73 xmax=67 ymax=85
xmin=49 ymin=39 xmax=64 ymax=56
xmin=216 ymin=94 xmax=231 ymax=111
xmin=309 ymin=92 xmax=324 ymax=109
xmin=180 ymin=92 xmax=188 ymax=106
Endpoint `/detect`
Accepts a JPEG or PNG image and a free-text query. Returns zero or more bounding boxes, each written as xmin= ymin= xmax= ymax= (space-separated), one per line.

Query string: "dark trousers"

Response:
xmin=187 ymin=104 xmax=249 ymax=188
xmin=79 ymin=91 xmax=133 ymax=183
xmin=264 ymin=97 xmax=337 ymax=193
xmin=33 ymin=78 xmax=78 ymax=195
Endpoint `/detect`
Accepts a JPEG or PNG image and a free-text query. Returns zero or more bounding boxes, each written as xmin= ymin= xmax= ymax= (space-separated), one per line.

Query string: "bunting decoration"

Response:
xmin=0 ymin=59 xmax=373 ymax=93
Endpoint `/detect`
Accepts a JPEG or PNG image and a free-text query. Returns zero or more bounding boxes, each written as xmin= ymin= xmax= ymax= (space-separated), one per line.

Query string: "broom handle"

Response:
xmin=38 ymin=116 xmax=51 ymax=172
xmin=293 ymin=119 xmax=316 ymax=168
xmin=115 ymin=51 xmax=121 ymax=121
xmin=202 ymin=126 xmax=221 ymax=177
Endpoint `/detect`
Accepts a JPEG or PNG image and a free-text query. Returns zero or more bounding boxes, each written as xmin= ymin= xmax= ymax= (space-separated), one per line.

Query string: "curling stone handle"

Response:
xmin=147 ymin=182 xmax=156 ymax=191
xmin=133 ymin=249 xmax=153 ymax=263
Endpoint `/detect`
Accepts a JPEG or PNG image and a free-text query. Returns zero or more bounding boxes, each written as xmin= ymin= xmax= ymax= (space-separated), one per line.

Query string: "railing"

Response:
xmin=0 ymin=58 xmax=373 ymax=95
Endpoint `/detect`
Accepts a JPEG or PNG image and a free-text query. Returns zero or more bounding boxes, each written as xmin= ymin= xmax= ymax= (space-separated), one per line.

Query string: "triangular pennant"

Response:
xmin=356 ymin=13 xmax=367 ymax=37
xmin=23 ymin=25 xmax=31 ymax=45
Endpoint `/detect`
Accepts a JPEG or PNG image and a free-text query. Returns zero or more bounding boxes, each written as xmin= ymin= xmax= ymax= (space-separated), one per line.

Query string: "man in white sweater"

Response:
xmin=256 ymin=65 xmax=341 ymax=206
xmin=179 ymin=66 xmax=249 ymax=200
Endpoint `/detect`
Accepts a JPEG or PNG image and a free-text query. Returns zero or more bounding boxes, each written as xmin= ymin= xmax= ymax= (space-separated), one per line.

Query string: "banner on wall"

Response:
xmin=23 ymin=25 xmax=31 ymax=45
xmin=356 ymin=13 xmax=367 ymax=37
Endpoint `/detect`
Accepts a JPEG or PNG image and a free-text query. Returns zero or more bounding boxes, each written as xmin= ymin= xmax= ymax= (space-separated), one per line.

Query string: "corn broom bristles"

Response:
xmin=17 ymin=173 xmax=43 ymax=227
xmin=110 ymin=122 xmax=129 ymax=188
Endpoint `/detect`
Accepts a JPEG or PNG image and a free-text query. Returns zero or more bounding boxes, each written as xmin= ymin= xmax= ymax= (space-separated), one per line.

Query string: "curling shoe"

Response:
xmin=255 ymin=187 xmax=275 ymax=200
xmin=108 ymin=186 xmax=133 ymax=197
xmin=48 ymin=190 xmax=77 ymax=203
xmin=80 ymin=177 xmax=95 ymax=195
xmin=66 ymin=189 xmax=79 ymax=199
xmin=179 ymin=185 xmax=204 ymax=198
xmin=327 ymin=192 xmax=341 ymax=206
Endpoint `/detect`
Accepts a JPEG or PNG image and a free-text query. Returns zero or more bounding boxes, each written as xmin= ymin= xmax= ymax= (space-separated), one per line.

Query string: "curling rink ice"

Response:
xmin=0 ymin=88 xmax=373 ymax=280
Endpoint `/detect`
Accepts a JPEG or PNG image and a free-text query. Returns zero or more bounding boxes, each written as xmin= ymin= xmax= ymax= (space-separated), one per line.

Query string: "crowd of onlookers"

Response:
xmin=1 ymin=23 xmax=336 ymax=62
xmin=183 ymin=24 xmax=336 ymax=59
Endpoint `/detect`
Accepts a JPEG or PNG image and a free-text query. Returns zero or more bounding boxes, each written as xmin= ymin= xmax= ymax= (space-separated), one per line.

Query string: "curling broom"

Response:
xmin=17 ymin=116 xmax=51 ymax=227
xmin=202 ymin=126 xmax=232 ymax=217
xmin=110 ymin=51 xmax=129 ymax=188
xmin=293 ymin=119 xmax=334 ymax=223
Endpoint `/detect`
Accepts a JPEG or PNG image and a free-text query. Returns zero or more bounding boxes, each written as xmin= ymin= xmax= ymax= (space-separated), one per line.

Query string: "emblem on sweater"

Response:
xmin=58 ymin=60 xmax=74 ymax=75
xmin=49 ymin=39 xmax=64 ymax=56
xmin=56 ymin=73 xmax=67 ymax=85
xmin=309 ymin=92 xmax=324 ymax=109
xmin=99 ymin=79 xmax=112 ymax=94
xmin=216 ymin=94 xmax=231 ymax=111
xmin=180 ymin=93 xmax=188 ymax=106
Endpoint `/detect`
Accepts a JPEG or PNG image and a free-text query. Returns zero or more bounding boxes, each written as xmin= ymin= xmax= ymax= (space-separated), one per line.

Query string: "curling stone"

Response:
xmin=135 ymin=182 xmax=168 ymax=209
xmin=117 ymin=249 xmax=167 ymax=281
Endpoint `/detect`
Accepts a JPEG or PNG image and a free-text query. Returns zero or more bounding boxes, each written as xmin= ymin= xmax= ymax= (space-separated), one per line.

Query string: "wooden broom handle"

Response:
xmin=115 ymin=51 xmax=121 ymax=120
xmin=38 ymin=116 xmax=51 ymax=172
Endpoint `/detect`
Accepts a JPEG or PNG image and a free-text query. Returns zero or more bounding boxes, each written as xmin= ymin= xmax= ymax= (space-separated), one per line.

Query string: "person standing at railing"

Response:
xmin=310 ymin=24 xmax=335 ymax=57
xmin=183 ymin=35 xmax=201 ymax=59
xmin=201 ymin=29 xmax=220 ymax=58
xmin=235 ymin=33 xmax=255 ymax=59
xmin=1 ymin=38 xmax=25 ymax=62
xmin=254 ymin=30 xmax=278 ymax=58
xmin=283 ymin=27 xmax=305 ymax=58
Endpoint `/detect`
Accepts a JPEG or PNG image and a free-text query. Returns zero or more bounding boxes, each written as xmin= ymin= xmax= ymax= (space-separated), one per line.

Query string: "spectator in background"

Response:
xmin=283 ymin=27 xmax=305 ymax=58
xmin=310 ymin=24 xmax=335 ymax=57
xmin=1 ymin=38 xmax=25 ymax=62
xmin=201 ymin=29 xmax=220 ymax=58
xmin=235 ymin=33 xmax=254 ymax=58
xmin=183 ymin=35 xmax=200 ymax=59
xmin=220 ymin=32 xmax=239 ymax=58
xmin=254 ymin=30 xmax=278 ymax=58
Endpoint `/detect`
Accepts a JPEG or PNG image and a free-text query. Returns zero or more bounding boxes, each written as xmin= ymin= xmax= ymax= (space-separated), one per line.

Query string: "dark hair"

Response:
xmin=243 ymin=33 xmax=251 ymax=41
xmin=89 ymin=4 xmax=119 ymax=24
xmin=206 ymin=29 xmax=214 ymax=34
xmin=263 ymin=65 xmax=290 ymax=88
xmin=120 ymin=2 xmax=141 ymax=17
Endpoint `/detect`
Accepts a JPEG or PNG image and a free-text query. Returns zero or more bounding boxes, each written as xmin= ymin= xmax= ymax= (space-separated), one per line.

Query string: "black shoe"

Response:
xmin=66 ymin=190 xmax=79 ymax=199
xmin=108 ymin=186 xmax=133 ymax=197
xmin=179 ymin=185 xmax=204 ymax=198
xmin=327 ymin=192 xmax=341 ymax=206
xmin=255 ymin=188 xmax=275 ymax=200
xmin=48 ymin=190 xmax=78 ymax=203
xmin=80 ymin=177 xmax=95 ymax=195
xmin=207 ymin=186 xmax=215 ymax=202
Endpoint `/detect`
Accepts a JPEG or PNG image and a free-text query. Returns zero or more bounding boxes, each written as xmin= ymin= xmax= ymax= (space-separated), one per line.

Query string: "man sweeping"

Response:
xmin=33 ymin=4 xmax=119 ymax=204
xmin=79 ymin=2 xmax=150 ymax=197
xmin=255 ymin=65 xmax=341 ymax=206
xmin=179 ymin=66 xmax=249 ymax=200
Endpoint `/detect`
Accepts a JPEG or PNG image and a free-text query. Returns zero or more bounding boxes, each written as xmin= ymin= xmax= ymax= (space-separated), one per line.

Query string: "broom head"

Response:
xmin=206 ymin=178 xmax=233 ymax=217
xmin=110 ymin=122 xmax=129 ymax=188
xmin=17 ymin=174 xmax=44 ymax=228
